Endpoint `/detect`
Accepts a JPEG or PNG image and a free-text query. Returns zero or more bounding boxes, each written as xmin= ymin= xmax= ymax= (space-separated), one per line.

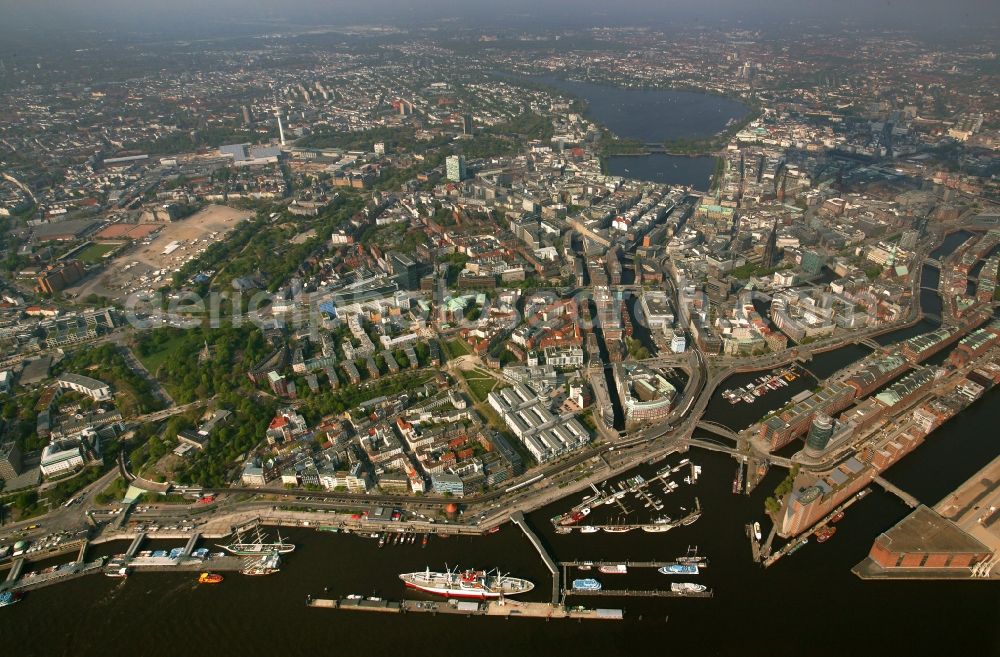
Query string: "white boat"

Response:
xmin=598 ymin=564 xmax=627 ymax=574
xmin=659 ymin=564 xmax=699 ymax=575
xmin=579 ymin=526 xmax=600 ymax=534
xmin=642 ymin=524 xmax=670 ymax=533
xmin=571 ymin=578 xmax=602 ymax=591
xmin=753 ymin=522 xmax=762 ymax=541
xmin=671 ymin=582 xmax=707 ymax=593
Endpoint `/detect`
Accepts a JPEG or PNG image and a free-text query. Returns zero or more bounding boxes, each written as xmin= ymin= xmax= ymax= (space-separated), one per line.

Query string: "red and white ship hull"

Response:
xmin=399 ymin=568 xmax=534 ymax=599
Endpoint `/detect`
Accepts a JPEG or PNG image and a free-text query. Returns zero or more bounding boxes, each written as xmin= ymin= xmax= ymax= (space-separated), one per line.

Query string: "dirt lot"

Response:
xmin=67 ymin=204 xmax=252 ymax=302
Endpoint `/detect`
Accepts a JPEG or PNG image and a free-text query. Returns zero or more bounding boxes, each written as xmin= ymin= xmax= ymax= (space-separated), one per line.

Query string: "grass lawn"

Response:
xmin=445 ymin=338 xmax=472 ymax=360
xmin=462 ymin=372 xmax=497 ymax=403
xmin=76 ymin=242 xmax=121 ymax=264
xmin=135 ymin=335 xmax=189 ymax=375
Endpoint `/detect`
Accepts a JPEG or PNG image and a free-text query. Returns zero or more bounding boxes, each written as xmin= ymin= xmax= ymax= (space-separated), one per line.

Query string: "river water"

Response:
xmin=5 ymin=422 xmax=1000 ymax=657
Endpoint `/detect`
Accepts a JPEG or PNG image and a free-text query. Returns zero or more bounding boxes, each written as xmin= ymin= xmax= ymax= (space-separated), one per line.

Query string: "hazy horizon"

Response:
xmin=1 ymin=0 xmax=998 ymax=37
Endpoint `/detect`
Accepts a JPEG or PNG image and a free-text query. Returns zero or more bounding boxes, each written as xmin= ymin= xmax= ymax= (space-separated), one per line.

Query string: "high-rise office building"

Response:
xmin=805 ymin=413 xmax=835 ymax=455
xmin=446 ymin=155 xmax=466 ymax=182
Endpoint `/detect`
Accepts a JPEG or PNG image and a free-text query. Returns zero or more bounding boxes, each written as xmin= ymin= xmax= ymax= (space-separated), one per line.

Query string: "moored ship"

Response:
xmin=557 ymin=507 xmax=591 ymax=526
xmin=218 ymin=523 xmax=295 ymax=556
xmin=598 ymin=564 xmax=627 ymax=575
xmin=241 ymin=551 xmax=281 ymax=576
xmin=658 ymin=564 xmax=699 ymax=575
xmin=671 ymin=582 xmax=707 ymax=593
xmin=400 ymin=566 xmax=534 ymax=599
xmin=572 ymin=578 xmax=602 ymax=591
xmin=815 ymin=526 xmax=837 ymax=543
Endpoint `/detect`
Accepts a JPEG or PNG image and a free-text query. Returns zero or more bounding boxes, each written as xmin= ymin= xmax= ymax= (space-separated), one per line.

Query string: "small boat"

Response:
xmin=0 ymin=591 xmax=21 ymax=608
xmin=579 ymin=526 xmax=600 ymax=534
xmin=191 ymin=548 xmax=209 ymax=560
xmin=421 ymin=534 xmax=428 ymax=548
xmin=106 ymin=567 xmax=130 ymax=578
xmin=659 ymin=564 xmax=699 ymax=575
xmin=671 ymin=582 xmax=707 ymax=593
xmin=603 ymin=526 xmax=631 ymax=533
xmin=577 ymin=563 xmax=593 ymax=571
xmin=815 ymin=526 xmax=837 ymax=543
xmin=572 ymin=578 xmax=602 ymax=591
xmin=831 ymin=511 xmax=845 ymax=523
xmin=642 ymin=524 xmax=670 ymax=533
xmin=753 ymin=522 xmax=762 ymax=541
xmin=487 ymin=526 xmax=500 ymax=535
xmin=198 ymin=572 xmax=224 ymax=584
xmin=378 ymin=534 xmax=386 ymax=548
xmin=598 ymin=564 xmax=627 ymax=575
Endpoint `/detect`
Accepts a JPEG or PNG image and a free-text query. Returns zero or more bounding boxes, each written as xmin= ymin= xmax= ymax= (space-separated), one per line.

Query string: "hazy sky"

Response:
xmin=1 ymin=0 xmax=998 ymax=34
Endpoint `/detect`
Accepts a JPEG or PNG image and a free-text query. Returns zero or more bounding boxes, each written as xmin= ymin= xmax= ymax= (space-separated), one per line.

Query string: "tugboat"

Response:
xmin=198 ymin=572 xmax=224 ymax=584
xmin=831 ymin=511 xmax=845 ymax=523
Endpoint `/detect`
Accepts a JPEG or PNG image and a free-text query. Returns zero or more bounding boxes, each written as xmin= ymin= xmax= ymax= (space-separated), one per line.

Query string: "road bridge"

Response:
xmin=694 ymin=421 xmax=740 ymax=442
